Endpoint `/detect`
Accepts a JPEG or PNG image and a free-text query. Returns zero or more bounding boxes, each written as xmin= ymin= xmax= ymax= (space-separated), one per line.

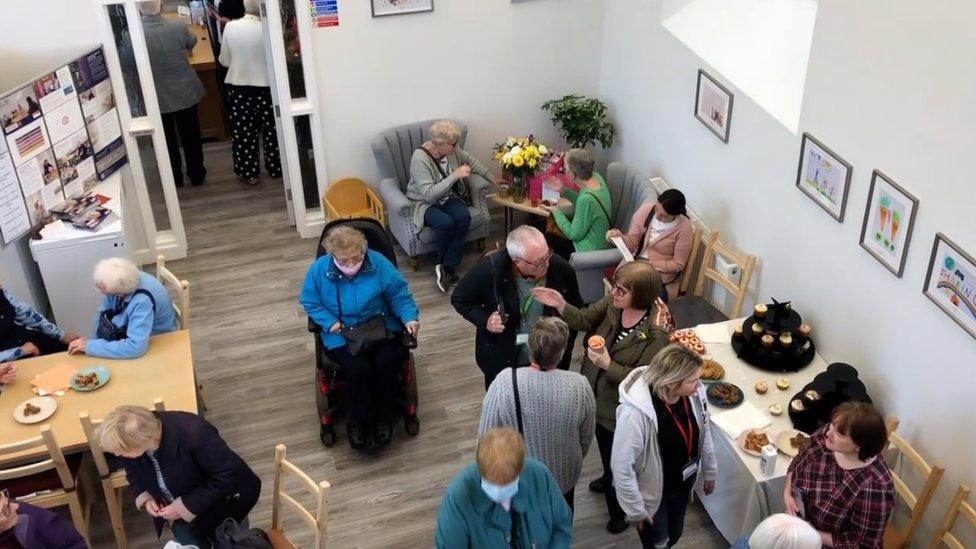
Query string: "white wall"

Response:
xmin=599 ymin=0 xmax=976 ymax=543
xmin=311 ymin=0 xmax=605 ymax=186
xmin=0 ymin=1 xmax=102 ymax=91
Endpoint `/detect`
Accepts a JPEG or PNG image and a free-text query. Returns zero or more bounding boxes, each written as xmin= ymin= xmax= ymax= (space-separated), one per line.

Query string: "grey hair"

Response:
xmin=505 ymin=225 xmax=545 ymax=260
xmin=93 ymin=257 xmax=141 ymax=295
xmin=748 ymin=514 xmax=822 ymax=549
xmin=638 ymin=344 xmax=703 ymax=399
xmin=428 ymin=120 xmax=461 ymax=146
xmin=528 ymin=317 xmax=570 ymax=369
xmin=564 ymin=148 xmax=594 ymax=180
xmin=139 ymin=0 xmax=162 ymax=16
xmin=96 ymin=405 xmax=162 ymax=455
xmin=243 ymin=0 xmax=261 ymax=15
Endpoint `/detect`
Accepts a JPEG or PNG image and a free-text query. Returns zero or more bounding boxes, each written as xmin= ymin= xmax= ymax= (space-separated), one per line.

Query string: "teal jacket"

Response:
xmin=435 ymin=458 xmax=572 ymax=549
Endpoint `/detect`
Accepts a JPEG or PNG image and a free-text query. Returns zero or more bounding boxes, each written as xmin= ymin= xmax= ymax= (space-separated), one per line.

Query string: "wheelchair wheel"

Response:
xmin=320 ymin=424 xmax=337 ymax=447
xmin=404 ymin=414 xmax=420 ymax=436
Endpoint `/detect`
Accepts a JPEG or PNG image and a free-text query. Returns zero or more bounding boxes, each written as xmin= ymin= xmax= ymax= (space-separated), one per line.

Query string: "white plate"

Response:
xmin=737 ymin=428 xmax=772 ymax=457
xmin=776 ymin=429 xmax=810 ymax=457
xmin=13 ymin=396 xmax=57 ymax=424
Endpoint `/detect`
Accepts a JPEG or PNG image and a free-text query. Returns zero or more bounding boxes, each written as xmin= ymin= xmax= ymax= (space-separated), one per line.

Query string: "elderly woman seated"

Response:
xmin=299 ymin=226 xmax=419 ymax=449
xmin=436 ymin=427 xmax=572 ymax=548
xmin=0 ymin=278 xmax=80 ymax=362
xmin=97 ymin=405 xmax=261 ymax=549
xmin=541 ymin=148 xmax=613 ymax=260
xmin=406 ymin=120 xmax=496 ymax=293
xmin=68 ymin=258 xmax=177 ymax=359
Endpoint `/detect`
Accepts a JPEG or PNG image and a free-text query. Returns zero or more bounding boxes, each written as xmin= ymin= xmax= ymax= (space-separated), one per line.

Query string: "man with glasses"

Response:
xmin=452 ymin=225 xmax=582 ymax=389
xmin=0 ymin=489 xmax=87 ymax=548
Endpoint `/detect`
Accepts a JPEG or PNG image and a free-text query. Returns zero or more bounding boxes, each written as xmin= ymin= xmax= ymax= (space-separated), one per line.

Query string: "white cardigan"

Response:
xmin=218 ymin=15 xmax=270 ymax=87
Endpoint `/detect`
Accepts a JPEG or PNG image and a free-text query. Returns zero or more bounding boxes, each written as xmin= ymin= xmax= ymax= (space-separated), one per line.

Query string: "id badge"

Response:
xmin=682 ymin=458 xmax=699 ymax=481
xmin=516 ymin=333 xmax=529 ymax=345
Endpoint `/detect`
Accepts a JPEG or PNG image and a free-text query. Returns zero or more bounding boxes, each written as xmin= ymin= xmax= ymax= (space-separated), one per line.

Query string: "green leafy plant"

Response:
xmin=541 ymin=95 xmax=615 ymax=149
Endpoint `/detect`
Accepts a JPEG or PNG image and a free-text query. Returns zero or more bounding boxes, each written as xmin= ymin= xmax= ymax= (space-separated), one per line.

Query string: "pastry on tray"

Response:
xmin=701 ymin=359 xmax=725 ymax=381
xmin=744 ymin=430 xmax=771 ymax=453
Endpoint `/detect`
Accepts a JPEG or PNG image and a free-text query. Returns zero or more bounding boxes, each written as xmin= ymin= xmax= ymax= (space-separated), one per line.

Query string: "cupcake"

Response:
xmin=734 ymin=323 xmax=744 ymax=336
xmin=755 ymin=380 xmax=769 ymax=394
xmin=754 ymin=304 xmax=768 ymax=317
xmin=798 ymin=324 xmax=812 ymax=338
xmin=804 ymin=390 xmax=821 ymax=402
xmin=768 ymin=403 xmax=783 ymax=416
xmin=776 ymin=377 xmax=790 ymax=390
xmin=790 ymin=399 xmax=805 ymax=412
xmin=752 ymin=323 xmax=764 ymax=335
xmin=779 ymin=333 xmax=793 ymax=347
xmin=588 ymin=335 xmax=605 ymax=349
xmin=761 ymin=335 xmax=774 ymax=347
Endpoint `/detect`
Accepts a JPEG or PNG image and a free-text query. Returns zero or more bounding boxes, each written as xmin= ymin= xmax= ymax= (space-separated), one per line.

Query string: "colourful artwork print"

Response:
xmin=859 ymin=170 xmax=918 ymax=277
xmin=872 ymin=190 xmax=906 ymax=256
xmin=925 ymin=234 xmax=976 ymax=339
xmin=803 ymin=148 xmax=842 ymax=205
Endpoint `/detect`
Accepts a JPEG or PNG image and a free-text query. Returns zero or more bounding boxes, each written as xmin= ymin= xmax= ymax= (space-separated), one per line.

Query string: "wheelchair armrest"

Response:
xmin=308 ymin=318 xmax=323 ymax=333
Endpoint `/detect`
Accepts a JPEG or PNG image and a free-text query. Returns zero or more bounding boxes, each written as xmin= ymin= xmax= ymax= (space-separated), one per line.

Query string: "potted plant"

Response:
xmin=541 ymin=94 xmax=615 ymax=149
xmin=493 ymin=136 xmax=548 ymax=204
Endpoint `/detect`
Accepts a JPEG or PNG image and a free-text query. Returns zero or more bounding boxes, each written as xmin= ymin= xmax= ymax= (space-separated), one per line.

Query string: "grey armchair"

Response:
xmin=569 ymin=162 xmax=659 ymax=303
xmin=370 ymin=119 xmax=491 ymax=270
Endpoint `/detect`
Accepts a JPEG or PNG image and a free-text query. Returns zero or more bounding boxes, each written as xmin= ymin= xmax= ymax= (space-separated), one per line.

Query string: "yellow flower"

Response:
xmin=494 ymin=151 xmax=503 ymax=161
xmin=513 ymin=155 xmax=525 ymax=167
xmin=527 ymin=158 xmax=537 ymax=169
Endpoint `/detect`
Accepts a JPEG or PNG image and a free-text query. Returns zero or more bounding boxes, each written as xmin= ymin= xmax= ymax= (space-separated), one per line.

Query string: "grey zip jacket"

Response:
xmin=610 ymin=365 xmax=717 ymax=523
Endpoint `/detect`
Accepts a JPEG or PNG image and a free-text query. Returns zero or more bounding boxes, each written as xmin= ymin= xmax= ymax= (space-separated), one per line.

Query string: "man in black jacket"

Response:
xmin=452 ymin=225 xmax=583 ymax=389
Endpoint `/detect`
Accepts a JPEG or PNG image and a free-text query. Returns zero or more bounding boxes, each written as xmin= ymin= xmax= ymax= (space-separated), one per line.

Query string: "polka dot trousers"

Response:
xmin=227 ymin=85 xmax=281 ymax=180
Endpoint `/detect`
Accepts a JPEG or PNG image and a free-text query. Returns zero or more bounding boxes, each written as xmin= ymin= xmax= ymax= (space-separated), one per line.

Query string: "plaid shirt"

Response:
xmin=787 ymin=425 xmax=895 ymax=548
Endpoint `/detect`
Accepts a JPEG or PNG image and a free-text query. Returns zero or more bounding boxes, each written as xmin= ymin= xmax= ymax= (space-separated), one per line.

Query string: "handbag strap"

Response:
xmin=422 ymin=146 xmax=470 ymax=202
xmin=590 ymin=191 xmax=612 ymax=226
xmin=512 ymin=367 xmax=524 ymax=435
xmin=110 ymin=289 xmax=156 ymax=318
xmin=334 ymin=283 xmax=344 ymax=325
xmin=635 ymin=205 xmax=656 ymax=258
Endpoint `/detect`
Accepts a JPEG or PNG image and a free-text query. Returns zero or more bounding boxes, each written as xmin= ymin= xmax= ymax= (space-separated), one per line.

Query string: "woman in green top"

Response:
xmin=541 ymin=148 xmax=613 ymax=259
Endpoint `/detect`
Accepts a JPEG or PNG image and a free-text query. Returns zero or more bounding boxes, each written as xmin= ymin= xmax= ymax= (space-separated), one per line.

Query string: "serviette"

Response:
xmin=30 ymin=363 xmax=75 ymax=394
xmin=711 ymin=401 xmax=771 ymax=439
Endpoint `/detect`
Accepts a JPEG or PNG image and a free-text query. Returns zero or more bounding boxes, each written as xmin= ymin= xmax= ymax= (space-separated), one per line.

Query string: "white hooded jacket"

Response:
xmin=610 ymin=365 xmax=717 ymax=523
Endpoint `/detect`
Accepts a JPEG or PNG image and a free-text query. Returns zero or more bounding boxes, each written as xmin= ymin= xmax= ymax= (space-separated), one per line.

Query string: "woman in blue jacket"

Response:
xmin=67 ymin=257 xmax=178 ymax=359
xmin=299 ymin=226 xmax=419 ymax=449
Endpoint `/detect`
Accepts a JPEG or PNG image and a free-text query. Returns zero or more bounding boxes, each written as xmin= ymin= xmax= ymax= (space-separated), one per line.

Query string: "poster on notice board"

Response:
xmin=0 ymin=46 xmax=127 ymax=245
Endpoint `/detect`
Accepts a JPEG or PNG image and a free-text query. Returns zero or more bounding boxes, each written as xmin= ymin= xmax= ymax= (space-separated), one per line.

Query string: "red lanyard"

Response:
xmin=663 ymin=398 xmax=694 ymax=458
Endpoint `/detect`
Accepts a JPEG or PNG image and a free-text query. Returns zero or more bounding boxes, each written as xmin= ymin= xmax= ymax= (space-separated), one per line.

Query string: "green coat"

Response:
xmin=552 ymin=172 xmax=612 ymax=253
xmin=561 ymin=295 xmax=669 ymax=431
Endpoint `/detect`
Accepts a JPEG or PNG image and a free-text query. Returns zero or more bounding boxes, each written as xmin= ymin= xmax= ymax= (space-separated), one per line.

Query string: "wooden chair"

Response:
xmin=928 ymin=485 xmax=974 ymax=549
xmin=155 ymin=254 xmax=190 ymax=330
xmin=79 ymin=398 xmax=166 ymax=549
xmin=269 ymin=444 xmax=330 ymax=549
xmin=0 ymin=426 xmax=93 ymax=546
xmin=884 ymin=417 xmax=946 ymax=549
xmin=323 ymin=177 xmax=386 ymax=229
xmin=669 ymin=231 xmax=757 ymax=329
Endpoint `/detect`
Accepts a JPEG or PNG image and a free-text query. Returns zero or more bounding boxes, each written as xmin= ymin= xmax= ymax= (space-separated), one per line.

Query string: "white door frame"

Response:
xmin=261 ymin=0 xmax=329 ymax=239
xmin=92 ymin=0 xmax=192 ymax=261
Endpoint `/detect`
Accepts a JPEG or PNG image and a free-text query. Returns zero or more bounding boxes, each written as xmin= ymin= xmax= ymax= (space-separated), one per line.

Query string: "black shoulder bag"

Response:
xmin=422 ymin=146 xmax=472 ymax=207
xmin=512 ymin=367 xmax=524 ymax=435
xmin=335 ymin=284 xmax=392 ymax=356
xmin=96 ymin=289 xmax=156 ymax=341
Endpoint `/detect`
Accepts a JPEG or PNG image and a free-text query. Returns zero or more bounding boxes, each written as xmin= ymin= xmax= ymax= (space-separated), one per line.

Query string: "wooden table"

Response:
xmin=162 ymin=14 xmax=228 ymax=140
xmin=488 ymin=194 xmax=570 ymax=233
xmin=0 ymin=330 xmax=197 ymax=463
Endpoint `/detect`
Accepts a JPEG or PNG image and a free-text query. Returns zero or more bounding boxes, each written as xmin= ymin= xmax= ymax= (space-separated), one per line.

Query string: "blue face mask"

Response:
xmin=480 ymin=476 xmax=520 ymax=503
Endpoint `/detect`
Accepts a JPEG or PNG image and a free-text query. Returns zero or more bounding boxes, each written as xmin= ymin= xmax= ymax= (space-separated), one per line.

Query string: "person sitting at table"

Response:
xmin=435 ymin=427 xmax=572 ymax=548
xmin=406 ymin=120 xmax=497 ymax=293
xmin=0 ymin=279 xmax=81 ymax=362
xmin=299 ymin=226 xmax=419 ymax=449
xmin=97 ymin=405 xmax=261 ymax=549
xmin=784 ymin=402 xmax=894 ymax=549
xmin=0 ymin=490 xmax=88 ymax=548
xmin=478 ymin=317 xmax=596 ymax=514
xmin=531 ymin=260 xmax=670 ymax=535
xmin=731 ymin=513 xmax=823 ymax=549
xmin=541 ymin=148 xmax=612 ymax=260
xmin=606 ymin=189 xmax=693 ymax=302
xmin=67 ymin=258 xmax=178 ymax=359
xmin=611 ymin=343 xmax=717 ymax=548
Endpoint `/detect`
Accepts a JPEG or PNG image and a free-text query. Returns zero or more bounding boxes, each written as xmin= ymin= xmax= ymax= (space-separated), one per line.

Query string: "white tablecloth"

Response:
xmin=693 ymin=318 xmax=828 ymax=542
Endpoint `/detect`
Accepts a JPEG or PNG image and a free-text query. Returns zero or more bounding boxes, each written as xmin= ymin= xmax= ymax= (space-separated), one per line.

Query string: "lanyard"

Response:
xmin=663 ymin=397 xmax=694 ymax=458
xmin=518 ymin=278 xmax=545 ymax=316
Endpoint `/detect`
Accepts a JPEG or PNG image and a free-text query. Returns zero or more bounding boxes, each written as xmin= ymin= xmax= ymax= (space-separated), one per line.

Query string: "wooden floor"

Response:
xmin=87 ymin=142 xmax=727 ymax=548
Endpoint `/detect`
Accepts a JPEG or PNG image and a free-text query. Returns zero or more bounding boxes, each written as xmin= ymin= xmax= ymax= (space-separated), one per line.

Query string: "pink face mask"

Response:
xmin=334 ymin=258 xmax=364 ymax=277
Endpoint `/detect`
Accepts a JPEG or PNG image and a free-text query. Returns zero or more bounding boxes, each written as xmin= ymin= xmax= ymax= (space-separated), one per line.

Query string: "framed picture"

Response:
xmin=858 ymin=170 xmax=918 ymax=277
xmin=924 ymin=233 xmax=976 ymax=340
xmin=371 ymin=0 xmax=433 ymax=17
xmin=795 ymin=133 xmax=853 ymax=222
xmin=694 ymin=69 xmax=733 ymax=143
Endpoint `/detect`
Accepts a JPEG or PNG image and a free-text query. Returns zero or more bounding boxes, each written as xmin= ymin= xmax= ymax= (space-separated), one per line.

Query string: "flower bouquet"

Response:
xmin=493 ymin=136 xmax=549 ymax=203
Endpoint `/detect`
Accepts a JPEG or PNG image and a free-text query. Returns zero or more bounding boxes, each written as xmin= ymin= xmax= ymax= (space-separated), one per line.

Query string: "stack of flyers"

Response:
xmin=50 ymin=193 xmax=99 ymax=220
xmin=72 ymin=205 xmax=116 ymax=231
